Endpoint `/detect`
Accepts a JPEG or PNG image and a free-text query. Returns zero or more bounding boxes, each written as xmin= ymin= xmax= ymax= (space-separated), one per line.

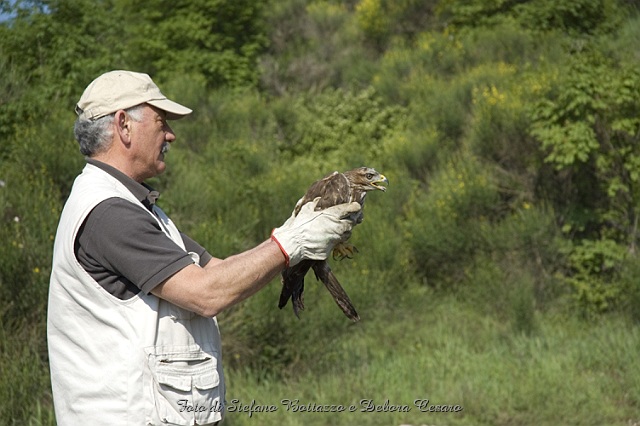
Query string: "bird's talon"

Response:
xmin=332 ymin=243 xmax=359 ymax=261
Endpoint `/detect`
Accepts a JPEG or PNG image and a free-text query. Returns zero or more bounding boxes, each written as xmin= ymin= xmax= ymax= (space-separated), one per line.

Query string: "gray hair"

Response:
xmin=74 ymin=104 xmax=145 ymax=157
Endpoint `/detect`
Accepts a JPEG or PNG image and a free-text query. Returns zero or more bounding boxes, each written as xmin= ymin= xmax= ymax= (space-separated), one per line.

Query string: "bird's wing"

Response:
xmin=278 ymin=259 xmax=313 ymax=317
xmin=294 ymin=171 xmax=351 ymax=215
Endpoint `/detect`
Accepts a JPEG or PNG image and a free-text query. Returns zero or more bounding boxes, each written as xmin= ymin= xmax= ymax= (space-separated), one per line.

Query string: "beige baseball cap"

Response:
xmin=75 ymin=70 xmax=192 ymax=120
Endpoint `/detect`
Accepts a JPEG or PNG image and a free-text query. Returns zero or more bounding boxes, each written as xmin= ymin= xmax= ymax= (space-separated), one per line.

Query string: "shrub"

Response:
xmin=561 ymin=238 xmax=628 ymax=317
xmin=259 ymin=0 xmax=376 ymax=94
xmin=123 ymin=0 xmax=269 ymax=89
xmin=355 ymin=0 xmax=437 ymax=50
xmin=0 ymin=112 xmax=71 ymax=426
xmin=530 ymin=51 xmax=640 ymax=246
xmin=0 ymin=109 xmax=79 ymax=322
xmin=457 ymin=255 xmax=539 ymax=335
xmin=514 ymin=0 xmax=626 ymax=35
xmin=273 ymin=86 xmax=407 ymax=168
xmin=618 ymin=256 xmax=640 ymax=323
xmin=403 ymin=154 xmax=499 ymax=285
xmin=469 ymin=66 xmax=543 ymax=170
xmin=159 ymin=88 xmax=285 ymax=255
xmin=0 ymin=320 xmax=52 ymax=424
xmin=436 ymin=0 xmax=625 ymax=36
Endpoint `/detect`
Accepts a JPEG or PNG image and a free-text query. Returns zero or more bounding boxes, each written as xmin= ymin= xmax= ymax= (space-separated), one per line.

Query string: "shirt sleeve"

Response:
xmin=76 ymin=198 xmax=196 ymax=295
xmin=181 ymin=233 xmax=214 ymax=267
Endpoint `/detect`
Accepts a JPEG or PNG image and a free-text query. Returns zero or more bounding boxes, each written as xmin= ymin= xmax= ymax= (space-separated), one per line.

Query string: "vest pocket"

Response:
xmin=147 ymin=350 xmax=223 ymax=425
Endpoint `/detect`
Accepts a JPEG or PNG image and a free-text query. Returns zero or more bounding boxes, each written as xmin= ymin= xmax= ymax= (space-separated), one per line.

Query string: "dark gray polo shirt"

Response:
xmin=74 ymin=159 xmax=213 ymax=300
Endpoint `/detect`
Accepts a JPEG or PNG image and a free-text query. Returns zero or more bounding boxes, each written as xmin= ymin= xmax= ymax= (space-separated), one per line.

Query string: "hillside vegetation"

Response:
xmin=1 ymin=0 xmax=639 ymax=424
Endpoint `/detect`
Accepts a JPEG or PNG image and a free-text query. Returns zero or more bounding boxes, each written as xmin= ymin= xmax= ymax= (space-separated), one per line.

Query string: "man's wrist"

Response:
xmin=270 ymin=230 xmax=290 ymax=268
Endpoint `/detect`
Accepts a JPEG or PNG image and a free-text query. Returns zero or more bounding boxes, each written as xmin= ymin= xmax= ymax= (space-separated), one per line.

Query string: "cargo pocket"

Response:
xmin=148 ymin=350 xmax=223 ymax=425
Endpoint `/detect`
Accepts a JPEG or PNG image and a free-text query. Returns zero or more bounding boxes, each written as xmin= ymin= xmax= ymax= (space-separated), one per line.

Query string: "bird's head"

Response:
xmin=345 ymin=167 xmax=389 ymax=192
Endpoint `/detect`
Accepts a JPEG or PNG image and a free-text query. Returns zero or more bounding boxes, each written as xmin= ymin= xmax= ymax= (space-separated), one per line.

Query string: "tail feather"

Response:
xmin=292 ymin=284 xmax=305 ymax=318
xmin=312 ymin=261 xmax=360 ymax=322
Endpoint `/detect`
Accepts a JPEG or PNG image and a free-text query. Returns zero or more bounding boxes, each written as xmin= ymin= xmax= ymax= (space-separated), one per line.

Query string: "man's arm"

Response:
xmin=151 ymin=239 xmax=284 ymax=317
xmin=153 ymin=199 xmax=361 ymax=317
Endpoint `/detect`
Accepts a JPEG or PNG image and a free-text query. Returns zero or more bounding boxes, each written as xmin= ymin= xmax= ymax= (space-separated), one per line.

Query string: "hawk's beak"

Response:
xmin=372 ymin=174 xmax=389 ymax=191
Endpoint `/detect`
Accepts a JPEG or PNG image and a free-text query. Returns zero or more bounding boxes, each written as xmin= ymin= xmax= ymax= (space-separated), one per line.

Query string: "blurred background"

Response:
xmin=1 ymin=0 xmax=640 ymax=424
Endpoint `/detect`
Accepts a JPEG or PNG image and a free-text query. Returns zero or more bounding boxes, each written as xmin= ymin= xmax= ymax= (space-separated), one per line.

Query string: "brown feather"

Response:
xmin=278 ymin=167 xmax=388 ymax=321
xmin=312 ymin=261 xmax=359 ymax=321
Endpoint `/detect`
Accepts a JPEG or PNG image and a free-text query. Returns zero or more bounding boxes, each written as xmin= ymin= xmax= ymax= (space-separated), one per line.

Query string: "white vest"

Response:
xmin=48 ymin=164 xmax=225 ymax=425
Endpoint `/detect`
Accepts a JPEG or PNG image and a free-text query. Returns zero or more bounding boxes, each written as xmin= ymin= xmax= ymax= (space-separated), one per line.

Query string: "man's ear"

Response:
xmin=114 ymin=110 xmax=131 ymax=144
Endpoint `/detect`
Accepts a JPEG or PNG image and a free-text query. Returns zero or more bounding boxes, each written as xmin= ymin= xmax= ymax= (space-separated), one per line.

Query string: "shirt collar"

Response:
xmin=86 ymin=158 xmax=160 ymax=211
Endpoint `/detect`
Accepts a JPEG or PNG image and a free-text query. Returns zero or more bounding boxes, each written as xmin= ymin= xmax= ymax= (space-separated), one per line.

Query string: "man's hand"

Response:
xmin=271 ymin=198 xmax=361 ymax=267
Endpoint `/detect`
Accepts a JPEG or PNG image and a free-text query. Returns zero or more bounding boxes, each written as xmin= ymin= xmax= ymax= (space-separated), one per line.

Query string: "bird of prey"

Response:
xmin=278 ymin=167 xmax=388 ymax=322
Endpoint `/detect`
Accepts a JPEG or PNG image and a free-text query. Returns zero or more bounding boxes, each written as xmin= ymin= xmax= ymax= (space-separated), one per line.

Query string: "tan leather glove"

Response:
xmin=271 ymin=198 xmax=361 ymax=267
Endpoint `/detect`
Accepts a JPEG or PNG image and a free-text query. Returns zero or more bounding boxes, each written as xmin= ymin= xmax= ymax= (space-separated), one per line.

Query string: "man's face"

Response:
xmin=129 ymin=104 xmax=175 ymax=181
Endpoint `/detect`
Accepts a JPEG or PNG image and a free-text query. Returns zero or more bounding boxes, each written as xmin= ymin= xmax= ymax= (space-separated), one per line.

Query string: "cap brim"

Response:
xmin=147 ymin=98 xmax=193 ymax=120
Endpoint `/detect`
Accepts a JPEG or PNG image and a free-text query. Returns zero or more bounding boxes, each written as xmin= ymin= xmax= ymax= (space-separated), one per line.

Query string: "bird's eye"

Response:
xmin=366 ymin=173 xmax=374 ymax=180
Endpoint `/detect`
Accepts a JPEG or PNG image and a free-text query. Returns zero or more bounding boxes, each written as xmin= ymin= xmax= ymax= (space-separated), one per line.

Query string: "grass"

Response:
xmin=4 ymin=283 xmax=640 ymax=425
xmin=222 ymin=287 xmax=640 ymax=426
xmin=0 ymin=318 xmax=53 ymax=426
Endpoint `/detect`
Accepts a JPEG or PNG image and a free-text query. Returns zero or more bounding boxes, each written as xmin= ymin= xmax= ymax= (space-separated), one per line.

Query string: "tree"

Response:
xmin=123 ymin=0 xmax=268 ymax=88
xmin=531 ymin=52 xmax=640 ymax=248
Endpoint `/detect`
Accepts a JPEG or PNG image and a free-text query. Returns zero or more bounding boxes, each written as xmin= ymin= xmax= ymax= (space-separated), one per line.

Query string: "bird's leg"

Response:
xmin=332 ymin=241 xmax=359 ymax=260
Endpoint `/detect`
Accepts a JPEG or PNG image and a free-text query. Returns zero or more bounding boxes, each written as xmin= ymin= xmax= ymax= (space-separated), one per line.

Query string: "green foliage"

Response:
xmin=0 ymin=108 xmax=80 ymax=321
xmin=602 ymin=14 xmax=640 ymax=63
xmin=226 ymin=297 xmax=640 ymax=425
xmin=514 ymin=0 xmax=626 ymax=35
xmin=0 ymin=320 xmax=52 ymax=425
xmin=354 ymin=0 xmax=437 ymax=49
xmin=561 ymin=238 xmax=628 ymax=317
xmin=273 ymin=86 xmax=407 ymax=167
xmin=527 ymin=46 xmax=640 ymax=314
xmin=469 ymin=206 xmax=566 ymax=314
xmin=403 ymin=154 xmax=499 ymax=284
xmin=531 ymin=52 xmax=640 ymax=243
xmin=124 ymin=0 xmax=268 ymax=88
xmin=0 ymin=0 xmax=269 ymax=144
xmin=0 ymin=0 xmax=123 ymax=142
xmin=157 ymin=86 xmax=284 ymax=254
xmin=259 ymin=0 xmax=376 ymax=94
xmin=617 ymin=257 xmax=640 ymax=323
xmin=469 ymin=66 xmax=542 ymax=173
xmin=437 ymin=0 xmax=626 ymax=35
xmin=459 ymin=258 xmax=539 ymax=334
xmin=436 ymin=0 xmax=519 ymax=28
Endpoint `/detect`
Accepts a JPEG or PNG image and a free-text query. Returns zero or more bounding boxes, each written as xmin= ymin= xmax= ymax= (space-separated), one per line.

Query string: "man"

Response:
xmin=47 ymin=70 xmax=360 ymax=425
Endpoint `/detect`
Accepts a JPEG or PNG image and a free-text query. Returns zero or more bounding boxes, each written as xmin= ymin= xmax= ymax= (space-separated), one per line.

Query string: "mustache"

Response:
xmin=161 ymin=142 xmax=170 ymax=154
